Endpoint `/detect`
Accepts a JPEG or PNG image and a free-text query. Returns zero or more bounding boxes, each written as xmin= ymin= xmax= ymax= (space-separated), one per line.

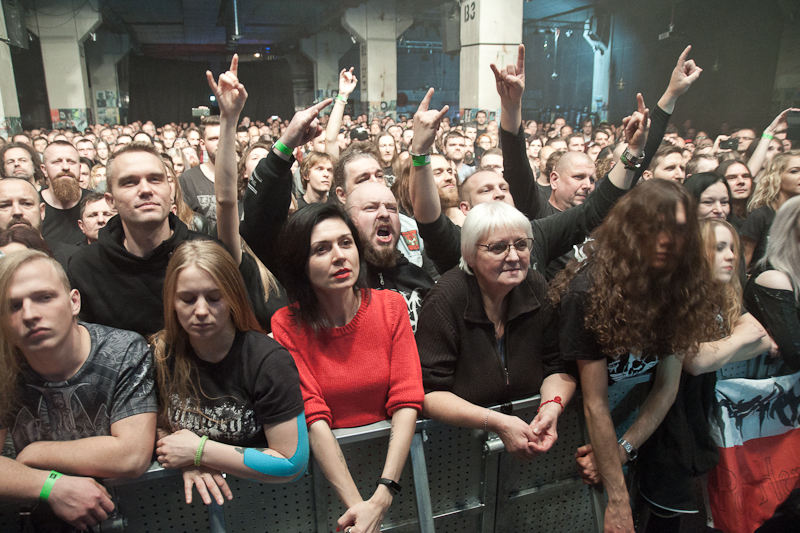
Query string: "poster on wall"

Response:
xmin=97 ymin=107 xmax=120 ymax=125
xmin=0 ymin=116 xmax=22 ymax=139
xmin=50 ymin=108 xmax=88 ymax=131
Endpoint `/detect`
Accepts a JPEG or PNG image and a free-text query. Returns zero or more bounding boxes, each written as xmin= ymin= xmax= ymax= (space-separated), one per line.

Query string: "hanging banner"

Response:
xmin=707 ymin=371 xmax=800 ymax=533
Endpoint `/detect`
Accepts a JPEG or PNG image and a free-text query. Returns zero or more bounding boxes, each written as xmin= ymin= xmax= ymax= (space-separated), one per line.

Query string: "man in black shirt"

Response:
xmin=0 ymin=251 xmax=156 ymax=531
xmin=179 ymin=116 xmax=220 ymax=226
xmin=39 ymin=141 xmax=91 ymax=246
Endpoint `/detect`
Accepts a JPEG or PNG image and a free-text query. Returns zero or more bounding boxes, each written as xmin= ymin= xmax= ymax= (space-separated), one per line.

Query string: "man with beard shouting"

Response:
xmin=40 ymin=141 xmax=92 ymax=246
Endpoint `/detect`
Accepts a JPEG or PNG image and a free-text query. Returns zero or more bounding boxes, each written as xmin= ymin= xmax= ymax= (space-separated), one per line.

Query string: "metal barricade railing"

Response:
xmin=0 ymin=376 xmax=653 ymax=533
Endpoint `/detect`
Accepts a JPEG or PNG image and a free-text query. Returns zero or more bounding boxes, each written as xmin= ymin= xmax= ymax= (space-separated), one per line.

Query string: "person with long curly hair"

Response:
xmin=550 ymin=179 xmax=722 ymax=533
xmin=636 ymin=218 xmax=775 ymax=531
xmin=740 ymin=149 xmax=800 ymax=271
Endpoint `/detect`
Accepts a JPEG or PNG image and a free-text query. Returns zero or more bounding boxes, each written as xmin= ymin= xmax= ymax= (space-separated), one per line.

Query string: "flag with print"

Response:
xmin=707 ymin=370 xmax=800 ymax=533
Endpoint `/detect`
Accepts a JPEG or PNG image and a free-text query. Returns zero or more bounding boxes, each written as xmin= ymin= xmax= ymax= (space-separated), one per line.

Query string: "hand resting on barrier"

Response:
xmin=180 ymin=465 xmax=232 ymax=505
xmin=46 ymin=474 xmax=116 ymax=531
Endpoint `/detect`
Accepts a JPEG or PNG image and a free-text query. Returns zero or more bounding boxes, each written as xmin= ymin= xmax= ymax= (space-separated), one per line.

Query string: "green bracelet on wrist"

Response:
xmin=274 ymin=140 xmax=293 ymax=156
xmin=39 ymin=471 xmax=62 ymax=501
xmin=336 ymin=94 xmax=348 ymax=104
xmin=411 ymin=153 xmax=431 ymax=167
xmin=195 ymin=435 xmax=209 ymax=467
xmin=762 ymin=132 xmax=774 ymax=140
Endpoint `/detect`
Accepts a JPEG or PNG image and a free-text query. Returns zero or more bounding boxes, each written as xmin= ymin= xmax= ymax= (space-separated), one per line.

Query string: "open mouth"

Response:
xmin=376 ymin=225 xmax=393 ymax=244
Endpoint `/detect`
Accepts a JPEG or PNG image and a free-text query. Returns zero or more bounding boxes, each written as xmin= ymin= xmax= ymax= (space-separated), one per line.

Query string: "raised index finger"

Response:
xmin=419 ymin=87 xmax=434 ymax=113
xmin=636 ymin=93 xmax=646 ymax=115
xmin=677 ymin=45 xmax=691 ymax=66
xmin=516 ymin=44 xmax=525 ymax=74
xmin=230 ymin=54 xmax=239 ymax=77
xmin=310 ymin=98 xmax=333 ymax=115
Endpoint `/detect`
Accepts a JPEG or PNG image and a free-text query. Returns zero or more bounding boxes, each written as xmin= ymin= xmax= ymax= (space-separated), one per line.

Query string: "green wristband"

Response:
xmin=411 ymin=153 xmax=431 ymax=167
xmin=762 ymin=132 xmax=774 ymax=140
xmin=274 ymin=140 xmax=293 ymax=156
xmin=39 ymin=471 xmax=62 ymax=501
xmin=336 ymin=94 xmax=348 ymax=104
xmin=195 ymin=435 xmax=209 ymax=467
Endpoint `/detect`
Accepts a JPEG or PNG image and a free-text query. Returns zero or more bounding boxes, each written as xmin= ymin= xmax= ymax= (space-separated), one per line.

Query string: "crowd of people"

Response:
xmin=0 ymin=43 xmax=798 ymax=533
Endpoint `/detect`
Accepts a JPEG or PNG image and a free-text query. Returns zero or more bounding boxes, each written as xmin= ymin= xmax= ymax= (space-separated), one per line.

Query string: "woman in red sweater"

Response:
xmin=271 ymin=202 xmax=424 ymax=533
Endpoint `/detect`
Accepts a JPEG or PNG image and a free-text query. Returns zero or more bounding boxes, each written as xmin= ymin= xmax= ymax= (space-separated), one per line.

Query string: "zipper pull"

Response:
xmin=379 ymin=272 xmax=385 ymax=286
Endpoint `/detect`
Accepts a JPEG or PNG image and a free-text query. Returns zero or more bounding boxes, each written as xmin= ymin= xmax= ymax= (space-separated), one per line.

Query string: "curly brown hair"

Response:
xmin=550 ymin=179 xmax=722 ymax=358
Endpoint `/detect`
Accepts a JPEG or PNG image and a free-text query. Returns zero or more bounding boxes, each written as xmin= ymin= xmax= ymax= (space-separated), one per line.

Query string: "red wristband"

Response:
xmin=538 ymin=396 xmax=563 ymax=413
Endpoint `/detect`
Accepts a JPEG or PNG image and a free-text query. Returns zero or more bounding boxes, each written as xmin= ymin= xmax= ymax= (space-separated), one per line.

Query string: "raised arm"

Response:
xmin=656 ymin=45 xmax=703 ymax=114
xmin=208 ymin=54 xmax=248 ymax=265
xmin=240 ymin=98 xmax=332 ymax=271
xmin=634 ymin=45 xmax=702 ymax=181
xmin=491 ymin=44 xmax=545 ymax=219
xmin=747 ymin=108 xmax=799 ymax=177
xmin=325 ymin=68 xmax=358 ymax=159
xmin=408 ymin=88 xmax=449 ymax=224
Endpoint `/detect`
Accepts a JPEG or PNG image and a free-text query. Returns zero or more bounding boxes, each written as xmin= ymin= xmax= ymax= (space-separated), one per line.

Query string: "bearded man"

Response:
xmin=40 ymin=141 xmax=92 ymax=245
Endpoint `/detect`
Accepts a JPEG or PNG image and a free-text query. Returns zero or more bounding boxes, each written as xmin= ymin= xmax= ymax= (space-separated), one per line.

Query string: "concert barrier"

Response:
xmin=0 ymin=375 xmax=652 ymax=533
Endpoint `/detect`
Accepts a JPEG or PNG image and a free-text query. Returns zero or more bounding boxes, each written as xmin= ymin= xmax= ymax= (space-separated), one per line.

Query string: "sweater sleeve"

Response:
xmin=416 ymin=213 xmax=463 ymax=274
xmin=386 ymin=293 xmax=425 ymax=415
xmin=415 ymin=283 xmax=461 ymax=393
xmin=239 ymin=150 xmax=295 ymax=274
xmin=271 ymin=311 xmax=333 ymax=427
xmin=502 ymin=125 xmax=545 ymax=220
xmin=533 ymin=172 xmax=626 ymax=266
xmin=634 ymin=105 xmax=671 ymax=185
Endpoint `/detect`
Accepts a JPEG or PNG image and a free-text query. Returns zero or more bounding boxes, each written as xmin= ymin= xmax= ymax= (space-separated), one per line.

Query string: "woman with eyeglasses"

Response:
xmin=415 ymin=200 xmax=577 ymax=462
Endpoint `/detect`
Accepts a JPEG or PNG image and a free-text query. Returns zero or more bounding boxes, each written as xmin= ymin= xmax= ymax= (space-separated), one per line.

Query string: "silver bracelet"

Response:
xmin=484 ymin=409 xmax=491 ymax=432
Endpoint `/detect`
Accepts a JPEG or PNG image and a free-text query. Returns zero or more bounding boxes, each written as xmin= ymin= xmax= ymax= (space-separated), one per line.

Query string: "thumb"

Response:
xmin=338 ymin=508 xmax=356 ymax=528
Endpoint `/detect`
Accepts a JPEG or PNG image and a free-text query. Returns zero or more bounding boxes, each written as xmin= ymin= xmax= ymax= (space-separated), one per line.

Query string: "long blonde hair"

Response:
xmin=760 ymin=195 xmax=800 ymax=303
xmin=0 ymin=251 xmax=71 ymax=424
xmin=151 ymin=240 xmax=263 ymax=430
xmin=699 ymin=219 xmax=742 ymax=334
xmin=748 ymin=149 xmax=800 ymax=213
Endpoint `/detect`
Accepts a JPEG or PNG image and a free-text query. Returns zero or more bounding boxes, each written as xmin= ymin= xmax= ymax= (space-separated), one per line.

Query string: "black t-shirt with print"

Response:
xmin=168 ymin=329 xmax=304 ymax=447
xmin=179 ymin=165 xmax=217 ymax=225
xmin=558 ymin=269 xmax=659 ymax=386
xmin=4 ymin=323 xmax=157 ymax=451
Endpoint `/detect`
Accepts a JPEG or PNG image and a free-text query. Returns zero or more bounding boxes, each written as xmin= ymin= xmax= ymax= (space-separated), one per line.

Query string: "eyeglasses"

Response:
xmin=476 ymin=238 xmax=534 ymax=255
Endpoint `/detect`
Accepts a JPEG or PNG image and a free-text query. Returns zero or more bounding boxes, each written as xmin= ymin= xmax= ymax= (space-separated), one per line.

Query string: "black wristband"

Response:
xmin=376 ymin=478 xmax=401 ymax=495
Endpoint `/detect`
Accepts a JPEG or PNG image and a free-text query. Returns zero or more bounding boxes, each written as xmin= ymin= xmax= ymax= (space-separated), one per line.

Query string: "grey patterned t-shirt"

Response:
xmin=5 ymin=322 xmax=157 ymax=451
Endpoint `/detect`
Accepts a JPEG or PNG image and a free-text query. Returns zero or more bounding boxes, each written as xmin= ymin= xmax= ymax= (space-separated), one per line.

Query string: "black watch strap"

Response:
xmin=376 ymin=478 xmax=402 ymax=495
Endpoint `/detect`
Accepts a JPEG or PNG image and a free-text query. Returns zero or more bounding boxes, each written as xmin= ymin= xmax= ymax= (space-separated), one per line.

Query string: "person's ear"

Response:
xmin=70 ymin=289 xmax=81 ymax=317
xmin=642 ymin=170 xmax=653 ymax=181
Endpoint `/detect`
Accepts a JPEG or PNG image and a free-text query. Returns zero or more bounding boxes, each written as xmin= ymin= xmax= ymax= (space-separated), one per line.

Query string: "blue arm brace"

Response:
xmin=243 ymin=412 xmax=309 ymax=481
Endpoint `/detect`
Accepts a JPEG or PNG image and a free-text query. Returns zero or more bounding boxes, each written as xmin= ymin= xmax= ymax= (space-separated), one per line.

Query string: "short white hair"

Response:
xmin=459 ymin=201 xmax=532 ymax=274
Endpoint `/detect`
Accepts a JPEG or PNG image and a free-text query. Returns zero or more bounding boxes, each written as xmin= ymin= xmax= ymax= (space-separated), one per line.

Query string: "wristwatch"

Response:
xmin=618 ymin=438 xmax=637 ymax=461
xmin=376 ymin=478 xmax=402 ymax=495
xmin=619 ymin=147 xmax=644 ymax=171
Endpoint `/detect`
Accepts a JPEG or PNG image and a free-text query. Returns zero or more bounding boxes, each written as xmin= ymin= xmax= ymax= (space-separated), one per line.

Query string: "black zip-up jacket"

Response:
xmin=416 ymin=267 xmax=565 ymax=406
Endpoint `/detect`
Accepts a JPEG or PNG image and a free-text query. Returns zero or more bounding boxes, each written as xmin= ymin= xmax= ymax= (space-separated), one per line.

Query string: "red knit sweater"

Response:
xmin=271 ymin=289 xmax=424 ymax=429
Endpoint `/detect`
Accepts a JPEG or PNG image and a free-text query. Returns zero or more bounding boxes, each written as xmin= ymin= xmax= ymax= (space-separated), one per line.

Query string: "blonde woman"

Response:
xmin=740 ymin=149 xmax=800 ymax=270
